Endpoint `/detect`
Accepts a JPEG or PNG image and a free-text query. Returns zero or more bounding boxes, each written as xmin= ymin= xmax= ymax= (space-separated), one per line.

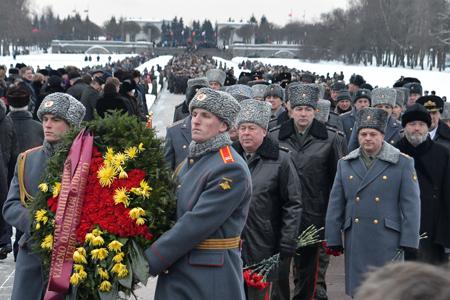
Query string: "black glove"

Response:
xmin=400 ymin=246 xmax=418 ymax=258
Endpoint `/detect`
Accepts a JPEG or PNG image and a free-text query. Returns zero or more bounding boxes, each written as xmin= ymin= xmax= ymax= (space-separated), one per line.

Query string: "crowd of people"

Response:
xmin=0 ymin=52 xmax=449 ymax=300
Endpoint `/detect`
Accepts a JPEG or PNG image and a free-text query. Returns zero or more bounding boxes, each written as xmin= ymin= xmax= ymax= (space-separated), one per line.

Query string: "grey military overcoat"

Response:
xmin=145 ymin=145 xmax=252 ymax=300
xmin=3 ymin=145 xmax=49 ymax=300
xmin=325 ymin=142 xmax=421 ymax=297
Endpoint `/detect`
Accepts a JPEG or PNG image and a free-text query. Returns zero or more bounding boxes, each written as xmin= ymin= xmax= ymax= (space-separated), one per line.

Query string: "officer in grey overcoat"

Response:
xmin=348 ymin=88 xmax=402 ymax=151
xmin=3 ymin=93 xmax=86 ymax=300
xmin=325 ymin=107 xmax=421 ymax=297
xmin=145 ymin=88 xmax=252 ymax=300
xmin=340 ymin=89 xmax=371 ymax=143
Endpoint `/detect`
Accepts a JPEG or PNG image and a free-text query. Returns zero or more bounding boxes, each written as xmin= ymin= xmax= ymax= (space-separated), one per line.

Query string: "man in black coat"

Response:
xmin=416 ymin=95 xmax=450 ymax=151
xmin=396 ymin=104 xmax=450 ymax=264
xmin=5 ymin=85 xmax=44 ymax=260
xmin=234 ymin=99 xmax=302 ymax=300
xmin=270 ymin=84 xmax=347 ymax=300
xmin=0 ymin=98 xmax=18 ymax=260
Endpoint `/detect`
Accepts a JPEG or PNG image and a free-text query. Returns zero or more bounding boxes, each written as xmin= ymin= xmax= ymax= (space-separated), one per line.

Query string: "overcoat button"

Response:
xmin=373 ymin=219 xmax=379 ymax=224
xmin=189 ymin=159 xmax=194 ymax=164
xmin=355 ymin=197 xmax=360 ymax=202
xmin=349 ymin=175 xmax=353 ymax=180
xmin=382 ymin=176 xmax=388 ymax=180
xmin=182 ymin=145 xmax=187 ymax=149
xmin=354 ymin=218 xmax=359 ymax=223
xmin=375 ymin=197 xmax=380 ymax=202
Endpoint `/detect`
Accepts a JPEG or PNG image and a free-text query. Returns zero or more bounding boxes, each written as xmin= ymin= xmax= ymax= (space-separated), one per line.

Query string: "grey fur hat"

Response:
xmin=225 ymin=84 xmax=253 ymax=102
xmin=285 ymin=82 xmax=302 ymax=102
xmin=371 ymin=88 xmax=397 ymax=108
xmin=187 ymin=77 xmax=209 ymax=89
xmin=189 ymin=88 xmax=241 ymax=129
xmin=355 ymin=107 xmax=388 ymax=134
xmin=37 ymin=92 xmax=86 ymax=128
xmin=289 ymin=84 xmax=320 ymax=109
xmin=235 ymin=99 xmax=272 ymax=129
xmin=206 ymin=69 xmax=226 ymax=86
xmin=441 ymin=102 xmax=450 ymax=121
xmin=263 ymin=84 xmax=284 ymax=101
xmin=252 ymin=84 xmax=269 ymax=100
xmin=315 ymin=99 xmax=331 ymax=123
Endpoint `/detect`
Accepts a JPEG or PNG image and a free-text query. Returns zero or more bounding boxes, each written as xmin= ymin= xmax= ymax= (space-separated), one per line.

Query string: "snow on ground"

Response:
xmin=0 ymin=53 xmax=138 ymax=71
xmin=135 ymin=55 xmax=173 ymax=74
xmin=232 ymin=57 xmax=450 ymax=97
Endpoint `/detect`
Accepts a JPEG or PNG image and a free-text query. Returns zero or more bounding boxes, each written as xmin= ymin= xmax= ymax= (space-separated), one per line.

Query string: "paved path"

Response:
xmin=0 ymin=87 xmax=349 ymax=299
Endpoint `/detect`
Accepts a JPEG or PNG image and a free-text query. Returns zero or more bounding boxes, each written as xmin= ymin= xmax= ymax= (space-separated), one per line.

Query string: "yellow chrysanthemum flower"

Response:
xmin=112 ymin=152 xmax=127 ymax=167
xmin=99 ymin=280 xmax=112 ymax=292
xmin=70 ymin=273 xmax=82 ymax=286
xmin=92 ymin=228 xmax=103 ymax=236
xmin=113 ymin=187 xmax=129 ymax=207
xmin=78 ymin=269 xmax=87 ymax=280
xmin=129 ymin=207 xmax=145 ymax=220
xmin=125 ymin=146 xmax=138 ymax=159
xmin=118 ymin=169 xmax=128 ymax=179
xmin=138 ymin=143 xmax=145 ymax=152
xmin=73 ymin=250 xmax=87 ymax=264
xmin=85 ymin=233 xmax=95 ymax=243
xmin=77 ymin=247 xmax=87 ymax=257
xmin=73 ymin=264 xmax=84 ymax=272
xmin=92 ymin=236 xmax=105 ymax=247
xmin=97 ymin=165 xmax=116 ymax=187
xmin=91 ymin=248 xmax=109 ymax=261
xmin=52 ymin=182 xmax=61 ymax=198
xmin=108 ymin=240 xmax=123 ymax=252
xmin=139 ymin=180 xmax=152 ymax=199
xmin=105 ymin=147 xmax=115 ymax=163
xmin=112 ymin=252 xmax=125 ymax=263
xmin=38 ymin=183 xmax=49 ymax=192
xmin=111 ymin=263 xmax=128 ymax=278
xmin=35 ymin=209 xmax=47 ymax=222
xmin=136 ymin=217 xmax=146 ymax=226
xmin=97 ymin=267 xmax=110 ymax=280
xmin=41 ymin=234 xmax=53 ymax=250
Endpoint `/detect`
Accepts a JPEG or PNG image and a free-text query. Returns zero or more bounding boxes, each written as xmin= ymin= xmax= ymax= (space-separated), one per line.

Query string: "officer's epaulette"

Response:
xmin=326 ymin=126 xmax=345 ymax=137
xmin=168 ymin=119 xmax=184 ymax=128
xmin=21 ymin=145 xmax=43 ymax=156
xmin=219 ymin=146 xmax=235 ymax=164
xmin=279 ymin=146 xmax=289 ymax=153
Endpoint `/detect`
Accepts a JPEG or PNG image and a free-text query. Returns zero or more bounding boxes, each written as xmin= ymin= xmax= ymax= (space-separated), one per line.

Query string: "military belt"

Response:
xmin=196 ymin=236 xmax=241 ymax=250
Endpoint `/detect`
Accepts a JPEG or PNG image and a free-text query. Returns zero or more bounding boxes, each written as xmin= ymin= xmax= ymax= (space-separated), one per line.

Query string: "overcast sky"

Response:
xmin=30 ymin=0 xmax=348 ymax=26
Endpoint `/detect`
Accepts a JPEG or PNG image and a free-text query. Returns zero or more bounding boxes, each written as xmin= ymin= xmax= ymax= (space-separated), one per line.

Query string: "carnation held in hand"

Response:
xmin=29 ymin=112 xmax=176 ymax=300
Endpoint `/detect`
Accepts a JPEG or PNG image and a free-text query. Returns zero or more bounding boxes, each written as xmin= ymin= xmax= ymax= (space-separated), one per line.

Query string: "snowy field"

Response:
xmin=232 ymin=57 xmax=450 ymax=97
xmin=0 ymin=53 xmax=138 ymax=71
xmin=1 ymin=53 xmax=449 ymax=97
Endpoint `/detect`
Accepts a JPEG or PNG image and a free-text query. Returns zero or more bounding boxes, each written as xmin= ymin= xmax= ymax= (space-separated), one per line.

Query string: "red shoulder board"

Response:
xmin=219 ymin=146 xmax=235 ymax=164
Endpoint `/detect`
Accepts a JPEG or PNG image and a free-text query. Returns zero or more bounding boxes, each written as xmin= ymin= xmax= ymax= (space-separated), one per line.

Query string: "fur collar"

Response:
xmin=233 ymin=136 xmax=279 ymax=160
xmin=343 ymin=141 xmax=400 ymax=164
xmin=278 ymin=118 xmax=328 ymax=140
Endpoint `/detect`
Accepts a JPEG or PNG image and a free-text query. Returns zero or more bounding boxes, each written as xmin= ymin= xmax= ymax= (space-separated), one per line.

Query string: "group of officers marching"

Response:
xmin=161 ymin=67 xmax=450 ymax=300
xmin=2 ymin=58 xmax=449 ymax=300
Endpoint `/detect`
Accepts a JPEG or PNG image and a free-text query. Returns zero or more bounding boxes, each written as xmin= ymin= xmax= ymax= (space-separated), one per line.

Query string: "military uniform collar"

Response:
xmin=278 ymin=118 xmax=328 ymax=141
xmin=343 ymin=141 xmax=400 ymax=164
xmin=233 ymin=136 xmax=279 ymax=161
